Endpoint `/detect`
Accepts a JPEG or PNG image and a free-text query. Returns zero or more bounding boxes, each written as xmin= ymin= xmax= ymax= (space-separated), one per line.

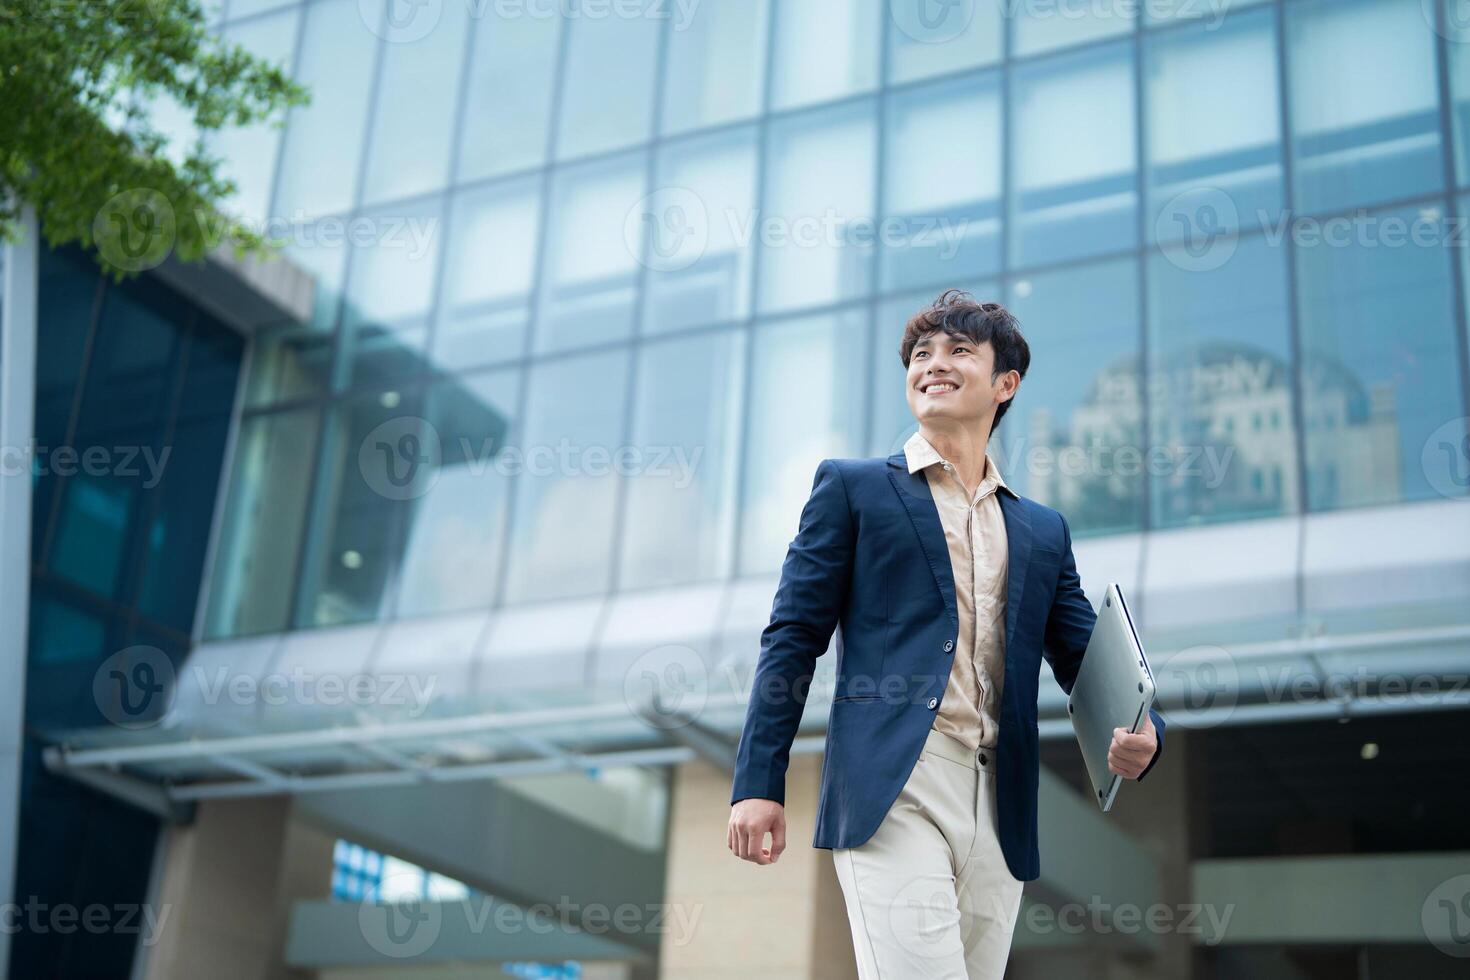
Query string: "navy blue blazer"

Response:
xmin=730 ymin=452 xmax=1165 ymax=882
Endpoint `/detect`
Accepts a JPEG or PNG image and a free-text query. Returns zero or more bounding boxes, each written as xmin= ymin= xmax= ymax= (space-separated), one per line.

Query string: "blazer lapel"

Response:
xmin=886 ymin=453 xmax=957 ymax=630
xmin=887 ymin=452 xmax=1034 ymax=654
xmin=998 ymin=491 xmax=1032 ymax=656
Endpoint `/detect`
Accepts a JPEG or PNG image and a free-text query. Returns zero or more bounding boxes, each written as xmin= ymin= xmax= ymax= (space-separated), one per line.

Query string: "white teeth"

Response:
xmin=924 ymin=383 xmax=956 ymax=393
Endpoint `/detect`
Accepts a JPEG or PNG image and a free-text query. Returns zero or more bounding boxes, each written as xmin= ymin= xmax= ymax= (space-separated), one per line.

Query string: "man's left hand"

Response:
xmin=1108 ymin=714 xmax=1157 ymax=780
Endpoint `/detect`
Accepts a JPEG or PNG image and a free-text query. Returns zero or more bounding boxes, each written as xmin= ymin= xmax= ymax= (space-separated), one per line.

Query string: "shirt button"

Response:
xmin=927 ymin=697 xmax=938 ymax=709
xmin=942 ymin=639 xmax=953 ymax=652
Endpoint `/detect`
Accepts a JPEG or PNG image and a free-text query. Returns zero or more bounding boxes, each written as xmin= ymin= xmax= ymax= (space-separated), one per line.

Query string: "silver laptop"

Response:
xmin=1067 ymin=582 xmax=1156 ymax=812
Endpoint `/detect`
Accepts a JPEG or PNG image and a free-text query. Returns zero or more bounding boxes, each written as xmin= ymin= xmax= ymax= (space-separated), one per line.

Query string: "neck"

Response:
xmin=918 ymin=417 xmax=992 ymax=490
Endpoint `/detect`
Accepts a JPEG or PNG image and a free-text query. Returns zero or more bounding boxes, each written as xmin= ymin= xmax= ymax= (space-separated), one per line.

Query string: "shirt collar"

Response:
xmin=902 ymin=429 xmax=1017 ymax=500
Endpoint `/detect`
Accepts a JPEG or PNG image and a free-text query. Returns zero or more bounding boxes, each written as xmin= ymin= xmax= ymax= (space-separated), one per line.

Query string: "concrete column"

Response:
xmin=1011 ymin=727 xmax=1204 ymax=980
xmin=142 ymin=797 xmax=335 ymax=980
xmin=659 ymin=752 xmax=857 ymax=980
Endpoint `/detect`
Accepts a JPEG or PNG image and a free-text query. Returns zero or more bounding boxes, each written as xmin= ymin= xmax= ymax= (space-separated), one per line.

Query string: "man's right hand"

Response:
xmin=727 ymin=798 xmax=786 ymax=865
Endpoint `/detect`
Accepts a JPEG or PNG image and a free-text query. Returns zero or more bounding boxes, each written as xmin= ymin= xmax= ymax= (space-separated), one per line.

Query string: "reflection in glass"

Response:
xmin=433 ymin=176 xmax=540 ymax=371
xmin=642 ymin=127 xmax=758 ymax=335
xmin=337 ymin=197 xmax=446 ymax=388
xmin=770 ymin=0 xmax=879 ymax=111
xmin=883 ymin=74 xmax=1002 ymax=292
xmin=205 ymin=407 xmax=322 ymax=637
xmin=887 ymin=0 xmax=1000 ymax=84
xmin=396 ymin=371 xmax=520 ymax=617
xmin=295 ymin=390 xmax=424 ymax=627
xmin=537 ymin=152 xmax=647 ymax=353
xmin=740 ymin=308 xmax=867 ymax=574
xmin=504 ymin=349 xmax=631 ymax=603
xmin=360 ymin=0 xmax=469 ymax=206
xmin=556 ymin=8 xmax=661 ymax=159
xmin=1295 ymin=203 xmax=1463 ymax=509
xmin=1005 ymin=259 xmax=1143 ymax=536
xmin=1148 ymin=237 xmax=1298 ymax=526
xmin=1011 ymin=0 xmax=1134 ymax=57
xmin=621 ymin=329 xmax=745 ymax=589
xmin=272 ymin=0 xmax=379 ymax=220
xmin=1286 ymin=0 xmax=1442 ymax=215
xmin=759 ymin=101 xmax=876 ymax=313
xmin=1144 ymin=7 xmax=1282 ymax=240
xmin=1011 ymin=42 xmax=1137 ymax=268
xmin=458 ymin=10 xmax=561 ymax=181
xmin=213 ymin=9 xmax=300 ymax=224
xmin=662 ymin=0 xmax=769 ymax=134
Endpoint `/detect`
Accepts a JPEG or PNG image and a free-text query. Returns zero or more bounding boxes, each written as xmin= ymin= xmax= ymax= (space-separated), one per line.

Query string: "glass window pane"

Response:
xmin=273 ymin=0 xmax=379 ymax=220
xmin=770 ymin=0 xmax=880 ymax=111
xmin=555 ymin=7 xmax=661 ymax=160
xmin=537 ymin=152 xmax=647 ymax=353
xmin=1011 ymin=0 xmax=1134 ymax=57
xmin=641 ymin=126 xmax=758 ymax=335
xmin=204 ymin=407 xmax=322 ymax=638
xmin=1286 ymin=0 xmax=1443 ymax=215
xmin=740 ymin=308 xmax=868 ymax=574
xmin=395 ymin=370 xmax=520 ymax=617
xmin=887 ymin=0 xmax=1001 ymax=84
xmin=295 ymin=390 xmax=425 ymax=627
xmin=882 ymin=74 xmax=1002 ymax=293
xmin=225 ymin=0 xmax=296 ymax=17
xmin=337 ymin=197 xmax=446 ymax=388
xmin=758 ymin=101 xmax=877 ymax=313
xmin=457 ymin=9 xmax=561 ymax=181
xmin=360 ymin=0 xmax=470 ymax=206
xmin=1144 ymin=7 xmax=1283 ymax=242
xmin=1295 ymin=202 xmax=1464 ymax=509
xmin=1011 ymin=42 xmax=1137 ymax=268
xmin=1148 ymin=235 xmax=1298 ymax=527
xmin=504 ymin=349 xmax=631 ymax=603
xmin=1145 ymin=0 xmax=1267 ymax=23
xmin=1003 ymin=258 xmax=1143 ymax=536
xmin=213 ymin=8 xmax=300 ymax=225
xmin=620 ymin=329 xmax=746 ymax=589
xmin=432 ymin=176 xmax=540 ymax=372
xmin=662 ymin=0 xmax=770 ymax=134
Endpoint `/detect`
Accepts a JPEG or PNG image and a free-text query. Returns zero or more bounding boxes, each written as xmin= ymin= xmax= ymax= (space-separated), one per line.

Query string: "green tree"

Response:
xmin=0 ymin=0 xmax=308 ymax=280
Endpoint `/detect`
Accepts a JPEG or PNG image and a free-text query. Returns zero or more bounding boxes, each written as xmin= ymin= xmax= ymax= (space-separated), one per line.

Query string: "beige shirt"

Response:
xmin=903 ymin=430 xmax=1015 ymax=751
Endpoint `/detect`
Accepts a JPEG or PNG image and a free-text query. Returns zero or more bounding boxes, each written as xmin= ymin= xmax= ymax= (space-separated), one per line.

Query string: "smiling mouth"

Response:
xmin=921 ymin=382 xmax=959 ymax=394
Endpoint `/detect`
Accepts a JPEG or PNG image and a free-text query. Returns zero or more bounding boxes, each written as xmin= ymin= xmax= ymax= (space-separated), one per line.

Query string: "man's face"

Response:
xmin=905 ymin=330 xmax=1016 ymax=430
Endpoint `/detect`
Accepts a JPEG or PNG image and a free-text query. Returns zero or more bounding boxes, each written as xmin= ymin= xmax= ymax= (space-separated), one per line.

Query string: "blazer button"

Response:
xmin=943 ymin=639 xmax=954 ymax=652
xmin=927 ymin=697 xmax=938 ymax=709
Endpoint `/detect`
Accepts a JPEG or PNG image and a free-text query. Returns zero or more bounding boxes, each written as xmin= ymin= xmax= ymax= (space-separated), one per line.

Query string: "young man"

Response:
xmin=726 ymin=289 xmax=1164 ymax=978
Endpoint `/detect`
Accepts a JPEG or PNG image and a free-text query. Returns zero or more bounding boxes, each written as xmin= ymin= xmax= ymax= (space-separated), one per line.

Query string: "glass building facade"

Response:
xmin=200 ymin=0 xmax=1469 ymax=640
xmin=12 ymin=245 xmax=244 ymax=977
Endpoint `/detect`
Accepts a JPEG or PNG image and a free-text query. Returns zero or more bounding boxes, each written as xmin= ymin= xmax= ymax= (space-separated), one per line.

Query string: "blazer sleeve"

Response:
xmin=729 ymin=458 xmax=856 ymax=806
xmin=1042 ymin=512 xmax=1165 ymax=783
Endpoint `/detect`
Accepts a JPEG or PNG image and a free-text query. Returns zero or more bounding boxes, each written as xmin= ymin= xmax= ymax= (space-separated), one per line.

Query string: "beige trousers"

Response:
xmin=832 ymin=727 xmax=1025 ymax=979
